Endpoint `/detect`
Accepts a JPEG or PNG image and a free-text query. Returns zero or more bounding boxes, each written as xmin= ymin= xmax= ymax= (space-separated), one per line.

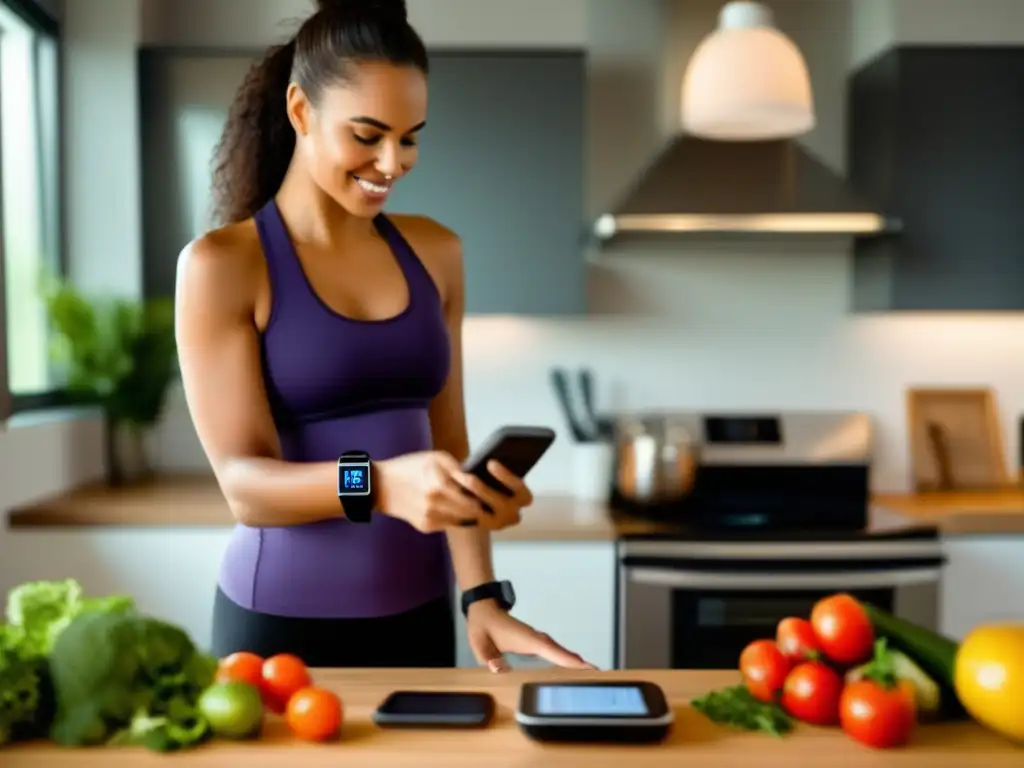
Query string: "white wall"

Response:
xmin=6 ymin=0 xmax=1024 ymax=533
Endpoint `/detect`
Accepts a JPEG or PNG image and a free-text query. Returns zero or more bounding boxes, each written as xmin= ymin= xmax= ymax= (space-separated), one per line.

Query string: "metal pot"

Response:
xmin=613 ymin=414 xmax=698 ymax=506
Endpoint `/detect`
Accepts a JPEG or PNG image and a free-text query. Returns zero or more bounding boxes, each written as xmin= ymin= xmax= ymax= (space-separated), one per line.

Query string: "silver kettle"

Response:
xmin=613 ymin=414 xmax=698 ymax=506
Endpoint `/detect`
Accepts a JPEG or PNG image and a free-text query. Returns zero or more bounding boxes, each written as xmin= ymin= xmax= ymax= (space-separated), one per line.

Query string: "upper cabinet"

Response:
xmin=139 ymin=50 xmax=587 ymax=316
xmin=848 ymin=46 xmax=1024 ymax=311
xmin=385 ymin=51 xmax=586 ymax=316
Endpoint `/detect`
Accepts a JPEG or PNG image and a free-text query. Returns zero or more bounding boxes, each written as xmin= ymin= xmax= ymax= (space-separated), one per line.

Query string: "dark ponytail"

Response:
xmin=210 ymin=0 xmax=428 ymax=225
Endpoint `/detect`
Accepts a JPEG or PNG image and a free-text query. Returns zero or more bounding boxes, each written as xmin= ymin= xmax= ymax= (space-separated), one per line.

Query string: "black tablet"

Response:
xmin=516 ymin=681 xmax=674 ymax=744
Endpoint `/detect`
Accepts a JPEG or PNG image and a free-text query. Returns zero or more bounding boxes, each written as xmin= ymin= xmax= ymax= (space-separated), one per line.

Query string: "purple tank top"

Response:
xmin=216 ymin=200 xmax=453 ymax=619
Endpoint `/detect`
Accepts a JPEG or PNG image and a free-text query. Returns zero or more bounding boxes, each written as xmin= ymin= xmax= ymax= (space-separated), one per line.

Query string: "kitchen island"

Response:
xmin=4 ymin=669 xmax=1020 ymax=767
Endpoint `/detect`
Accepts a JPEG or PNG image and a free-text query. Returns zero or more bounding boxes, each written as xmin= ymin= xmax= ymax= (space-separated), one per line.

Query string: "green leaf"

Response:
xmin=39 ymin=273 xmax=178 ymax=427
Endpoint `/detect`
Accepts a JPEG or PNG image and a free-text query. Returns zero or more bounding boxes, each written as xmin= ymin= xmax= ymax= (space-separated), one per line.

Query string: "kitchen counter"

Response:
xmin=873 ymin=489 xmax=1024 ymax=534
xmin=4 ymin=668 xmax=1019 ymax=766
xmin=3 ymin=475 xmax=618 ymax=541
xmin=8 ymin=474 xmax=1024 ymax=537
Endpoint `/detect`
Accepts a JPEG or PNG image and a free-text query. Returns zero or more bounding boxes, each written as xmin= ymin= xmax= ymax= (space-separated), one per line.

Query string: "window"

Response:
xmin=0 ymin=0 xmax=62 ymax=419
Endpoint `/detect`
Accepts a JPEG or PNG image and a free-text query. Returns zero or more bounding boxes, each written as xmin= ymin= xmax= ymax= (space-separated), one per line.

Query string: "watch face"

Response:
xmin=500 ymin=581 xmax=516 ymax=607
xmin=338 ymin=461 xmax=372 ymax=496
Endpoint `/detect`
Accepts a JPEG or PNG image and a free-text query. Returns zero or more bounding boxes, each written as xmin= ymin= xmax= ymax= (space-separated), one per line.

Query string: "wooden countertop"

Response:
xmin=4 ymin=669 xmax=1019 ymax=766
xmin=6 ymin=474 xmax=1024 ymax=537
xmin=873 ymin=489 xmax=1024 ymax=534
xmin=3 ymin=475 xmax=620 ymax=541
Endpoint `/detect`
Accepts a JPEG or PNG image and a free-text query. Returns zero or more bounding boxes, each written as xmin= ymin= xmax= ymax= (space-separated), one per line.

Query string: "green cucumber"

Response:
xmin=861 ymin=603 xmax=966 ymax=719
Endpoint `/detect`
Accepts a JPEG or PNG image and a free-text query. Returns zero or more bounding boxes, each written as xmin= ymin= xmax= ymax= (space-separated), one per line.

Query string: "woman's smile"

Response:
xmin=352 ymin=174 xmax=393 ymax=200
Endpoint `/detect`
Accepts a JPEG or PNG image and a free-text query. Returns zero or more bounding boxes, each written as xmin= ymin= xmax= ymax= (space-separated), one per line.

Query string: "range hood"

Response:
xmin=594 ymin=1 xmax=895 ymax=241
xmin=593 ymin=135 xmax=896 ymax=240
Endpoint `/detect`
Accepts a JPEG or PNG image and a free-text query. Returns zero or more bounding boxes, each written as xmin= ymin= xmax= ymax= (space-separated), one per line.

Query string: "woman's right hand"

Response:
xmin=374 ymin=451 xmax=518 ymax=533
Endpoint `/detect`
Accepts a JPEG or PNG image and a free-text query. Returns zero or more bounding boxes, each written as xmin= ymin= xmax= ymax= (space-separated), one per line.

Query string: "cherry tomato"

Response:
xmin=286 ymin=687 xmax=343 ymax=742
xmin=840 ymin=679 xmax=917 ymax=748
xmin=216 ymin=652 xmax=265 ymax=688
xmin=776 ymin=617 xmax=822 ymax=663
xmin=781 ymin=661 xmax=843 ymax=726
xmin=739 ymin=639 xmax=791 ymax=703
xmin=261 ymin=654 xmax=311 ymax=714
xmin=810 ymin=593 xmax=875 ymax=666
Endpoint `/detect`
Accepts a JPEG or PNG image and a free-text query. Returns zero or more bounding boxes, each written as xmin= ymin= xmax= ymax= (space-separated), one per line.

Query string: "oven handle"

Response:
xmin=626 ymin=566 xmax=942 ymax=590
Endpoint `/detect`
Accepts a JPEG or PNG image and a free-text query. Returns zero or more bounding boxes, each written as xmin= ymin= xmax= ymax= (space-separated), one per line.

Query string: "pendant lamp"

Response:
xmin=681 ymin=1 xmax=815 ymax=140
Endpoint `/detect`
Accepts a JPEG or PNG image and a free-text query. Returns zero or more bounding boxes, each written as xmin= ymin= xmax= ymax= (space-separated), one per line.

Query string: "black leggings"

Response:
xmin=210 ymin=588 xmax=456 ymax=668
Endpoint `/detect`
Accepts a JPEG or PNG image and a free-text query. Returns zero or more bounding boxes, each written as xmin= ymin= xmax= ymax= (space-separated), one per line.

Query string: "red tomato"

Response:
xmin=776 ymin=617 xmax=822 ymax=663
xmin=840 ymin=679 xmax=917 ymax=748
xmin=809 ymin=593 xmax=875 ymax=666
xmin=261 ymin=654 xmax=312 ymax=714
xmin=216 ymin=652 xmax=264 ymax=687
xmin=286 ymin=687 xmax=344 ymax=742
xmin=739 ymin=639 xmax=791 ymax=703
xmin=781 ymin=661 xmax=843 ymax=726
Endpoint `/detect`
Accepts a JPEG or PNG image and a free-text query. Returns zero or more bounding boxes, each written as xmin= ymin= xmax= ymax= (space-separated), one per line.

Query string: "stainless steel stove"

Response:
xmin=613 ymin=410 xmax=944 ymax=670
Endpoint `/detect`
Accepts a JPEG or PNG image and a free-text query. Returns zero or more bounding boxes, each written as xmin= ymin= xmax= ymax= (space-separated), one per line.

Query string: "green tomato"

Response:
xmin=197 ymin=682 xmax=264 ymax=740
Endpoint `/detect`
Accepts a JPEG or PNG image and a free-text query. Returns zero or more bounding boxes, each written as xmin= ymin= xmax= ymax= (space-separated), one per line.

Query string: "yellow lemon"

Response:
xmin=953 ymin=623 xmax=1024 ymax=743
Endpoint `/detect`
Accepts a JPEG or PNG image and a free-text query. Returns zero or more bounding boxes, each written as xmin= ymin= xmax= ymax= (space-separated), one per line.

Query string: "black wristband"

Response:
xmin=461 ymin=580 xmax=516 ymax=617
xmin=338 ymin=451 xmax=374 ymax=523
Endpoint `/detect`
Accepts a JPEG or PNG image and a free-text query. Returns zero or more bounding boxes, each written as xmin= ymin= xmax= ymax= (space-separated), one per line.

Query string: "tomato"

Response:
xmin=217 ymin=652 xmax=265 ymax=687
xmin=286 ymin=687 xmax=343 ymax=742
xmin=261 ymin=654 xmax=312 ymax=714
xmin=739 ymin=639 xmax=791 ymax=703
xmin=840 ymin=679 xmax=917 ymax=748
xmin=781 ymin=661 xmax=843 ymax=726
xmin=776 ymin=617 xmax=822 ymax=663
xmin=198 ymin=681 xmax=265 ymax=739
xmin=810 ymin=593 xmax=875 ymax=666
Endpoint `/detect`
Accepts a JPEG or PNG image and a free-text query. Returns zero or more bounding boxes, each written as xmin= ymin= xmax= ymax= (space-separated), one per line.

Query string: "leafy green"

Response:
xmin=47 ymin=610 xmax=218 ymax=753
xmin=40 ymin=274 xmax=177 ymax=427
xmin=0 ymin=633 xmax=43 ymax=746
xmin=0 ymin=579 xmax=134 ymax=746
xmin=690 ymin=685 xmax=793 ymax=737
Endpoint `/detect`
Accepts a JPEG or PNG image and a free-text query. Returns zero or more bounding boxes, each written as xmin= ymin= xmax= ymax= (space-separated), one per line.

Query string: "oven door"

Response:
xmin=616 ymin=540 xmax=944 ymax=670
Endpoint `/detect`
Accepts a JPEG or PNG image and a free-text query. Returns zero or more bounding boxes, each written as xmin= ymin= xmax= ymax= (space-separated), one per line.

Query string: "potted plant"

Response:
xmin=41 ymin=276 xmax=177 ymax=486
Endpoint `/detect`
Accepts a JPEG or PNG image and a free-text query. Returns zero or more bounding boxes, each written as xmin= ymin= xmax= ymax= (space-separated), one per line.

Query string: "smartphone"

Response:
xmin=462 ymin=425 xmax=557 ymax=497
xmin=373 ymin=690 xmax=495 ymax=729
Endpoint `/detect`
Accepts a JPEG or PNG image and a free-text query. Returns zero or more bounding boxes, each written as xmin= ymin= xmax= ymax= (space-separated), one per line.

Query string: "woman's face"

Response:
xmin=290 ymin=61 xmax=428 ymax=218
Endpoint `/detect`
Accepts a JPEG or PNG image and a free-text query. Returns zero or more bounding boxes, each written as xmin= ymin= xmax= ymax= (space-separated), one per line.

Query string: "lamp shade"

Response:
xmin=682 ymin=1 xmax=815 ymax=140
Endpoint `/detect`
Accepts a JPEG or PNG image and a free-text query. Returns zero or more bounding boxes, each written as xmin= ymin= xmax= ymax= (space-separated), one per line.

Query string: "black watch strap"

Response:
xmin=338 ymin=450 xmax=374 ymax=524
xmin=461 ymin=580 xmax=516 ymax=617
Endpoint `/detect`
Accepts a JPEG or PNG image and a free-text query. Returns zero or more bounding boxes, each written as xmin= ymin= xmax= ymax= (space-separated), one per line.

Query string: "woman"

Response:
xmin=175 ymin=0 xmax=593 ymax=672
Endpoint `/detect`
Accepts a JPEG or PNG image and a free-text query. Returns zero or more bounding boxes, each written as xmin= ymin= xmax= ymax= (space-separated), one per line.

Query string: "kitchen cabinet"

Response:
xmin=940 ymin=536 xmax=1024 ymax=640
xmin=138 ymin=50 xmax=587 ymax=316
xmin=848 ymin=46 xmax=1024 ymax=311
xmin=384 ymin=51 xmax=586 ymax=316
xmin=454 ymin=541 xmax=616 ymax=670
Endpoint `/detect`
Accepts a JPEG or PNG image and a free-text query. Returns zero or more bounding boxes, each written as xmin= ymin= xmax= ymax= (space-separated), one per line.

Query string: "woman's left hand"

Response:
xmin=466 ymin=600 xmax=598 ymax=672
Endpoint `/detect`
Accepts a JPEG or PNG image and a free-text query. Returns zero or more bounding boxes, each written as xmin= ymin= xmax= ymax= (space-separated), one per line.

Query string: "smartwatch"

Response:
xmin=337 ymin=450 xmax=374 ymax=523
xmin=461 ymin=580 xmax=516 ymax=617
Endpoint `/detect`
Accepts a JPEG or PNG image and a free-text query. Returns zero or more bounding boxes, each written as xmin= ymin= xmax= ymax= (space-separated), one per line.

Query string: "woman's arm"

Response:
xmin=175 ymin=229 xmax=349 ymax=527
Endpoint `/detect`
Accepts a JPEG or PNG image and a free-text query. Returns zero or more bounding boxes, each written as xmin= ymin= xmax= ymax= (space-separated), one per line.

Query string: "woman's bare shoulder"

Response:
xmin=389 ymin=212 xmax=462 ymax=265
xmin=176 ymin=219 xmax=265 ymax=313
